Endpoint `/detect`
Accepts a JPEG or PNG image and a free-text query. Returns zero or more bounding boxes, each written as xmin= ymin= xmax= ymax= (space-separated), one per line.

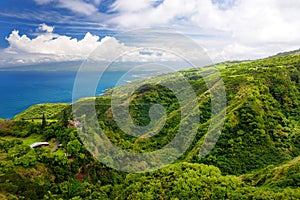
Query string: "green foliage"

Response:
xmin=109 ymin=163 xmax=300 ymax=200
xmin=14 ymin=149 xmax=37 ymax=167
xmin=7 ymin=144 xmax=31 ymax=159
xmin=0 ymin=120 xmax=33 ymax=137
xmin=14 ymin=103 xmax=70 ymax=120
xmin=192 ymin=55 xmax=300 ymax=175
xmin=41 ymin=113 xmax=47 ymax=130
xmin=59 ymin=109 xmax=69 ymax=127
xmin=85 ymin=54 xmax=300 ymax=175
xmin=67 ymin=139 xmax=82 ymax=157
xmin=241 ymin=156 xmax=300 ymax=188
xmin=1 ymin=54 xmax=300 ymax=199
xmin=0 ymin=138 xmax=22 ymax=153
xmin=0 ymin=169 xmax=49 ymax=199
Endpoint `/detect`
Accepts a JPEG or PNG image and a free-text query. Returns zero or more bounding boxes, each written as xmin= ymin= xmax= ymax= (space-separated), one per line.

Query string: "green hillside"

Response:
xmin=241 ymin=156 xmax=300 ymax=188
xmin=73 ymin=54 xmax=300 ymax=175
xmin=110 ymin=162 xmax=300 ymax=200
xmin=0 ymin=54 xmax=300 ymax=199
xmin=194 ymin=55 xmax=300 ymax=174
xmin=14 ymin=103 xmax=71 ymax=121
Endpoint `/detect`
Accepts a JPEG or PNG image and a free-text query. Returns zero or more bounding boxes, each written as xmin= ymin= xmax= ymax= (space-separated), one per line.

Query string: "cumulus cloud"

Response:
xmin=4 ymin=0 xmax=300 ymax=65
xmin=0 ymin=24 xmax=182 ymax=66
xmin=5 ymin=29 xmax=99 ymax=56
xmin=1 ymin=24 xmax=102 ymax=66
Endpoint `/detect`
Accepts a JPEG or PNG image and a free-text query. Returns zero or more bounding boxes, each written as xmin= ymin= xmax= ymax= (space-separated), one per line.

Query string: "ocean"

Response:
xmin=0 ymin=71 xmax=136 ymax=119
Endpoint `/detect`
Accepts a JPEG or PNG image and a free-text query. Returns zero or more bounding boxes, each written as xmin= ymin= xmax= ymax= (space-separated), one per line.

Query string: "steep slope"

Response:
xmin=1 ymin=54 xmax=299 ymax=199
xmin=241 ymin=156 xmax=300 ymax=188
xmin=195 ymin=55 xmax=300 ymax=174
xmin=73 ymin=54 xmax=300 ymax=175
xmin=179 ymin=55 xmax=300 ymax=175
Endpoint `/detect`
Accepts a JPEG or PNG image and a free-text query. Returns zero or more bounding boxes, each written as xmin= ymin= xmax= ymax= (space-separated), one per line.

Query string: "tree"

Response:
xmin=60 ymin=109 xmax=69 ymax=127
xmin=67 ymin=139 xmax=82 ymax=156
xmin=41 ymin=113 xmax=47 ymax=130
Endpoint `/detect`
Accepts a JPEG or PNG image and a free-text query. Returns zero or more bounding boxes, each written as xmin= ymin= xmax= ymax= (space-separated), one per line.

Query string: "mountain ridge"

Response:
xmin=1 ymin=53 xmax=300 ymax=199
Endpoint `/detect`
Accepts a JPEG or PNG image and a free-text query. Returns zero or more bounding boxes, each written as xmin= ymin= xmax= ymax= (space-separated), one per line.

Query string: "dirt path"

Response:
xmin=51 ymin=139 xmax=59 ymax=152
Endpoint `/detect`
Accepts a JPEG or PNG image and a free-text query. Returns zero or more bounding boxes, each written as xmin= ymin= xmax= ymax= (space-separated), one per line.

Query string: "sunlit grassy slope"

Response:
xmin=14 ymin=103 xmax=70 ymax=120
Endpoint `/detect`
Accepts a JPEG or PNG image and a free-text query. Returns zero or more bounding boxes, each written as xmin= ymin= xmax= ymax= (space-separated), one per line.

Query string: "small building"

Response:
xmin=67 ymin=120 xmax=81 ymax=128
xmin=30 ymin=142 xmax=49 ymax=148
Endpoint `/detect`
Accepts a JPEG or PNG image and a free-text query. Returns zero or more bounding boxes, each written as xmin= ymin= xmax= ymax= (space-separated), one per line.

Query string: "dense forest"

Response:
xmin=1 ymin=53 xmax=300 ymax=199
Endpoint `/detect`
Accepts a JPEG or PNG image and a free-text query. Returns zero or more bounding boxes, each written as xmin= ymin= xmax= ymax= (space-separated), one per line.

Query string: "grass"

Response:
xmin=26 ymin=119 xmax=58 ymax=123
xmin=0 ymin=134 xmax=45 ymax=145
xmin=22 ymin=134 xmax=45 ymax=145
xmin=14 ymin=103 xmax=70 ymax=120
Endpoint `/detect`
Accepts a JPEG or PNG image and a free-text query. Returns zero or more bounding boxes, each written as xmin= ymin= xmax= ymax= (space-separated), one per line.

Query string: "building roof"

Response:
xmin=30 ymin=142 xmax=49 ymax=148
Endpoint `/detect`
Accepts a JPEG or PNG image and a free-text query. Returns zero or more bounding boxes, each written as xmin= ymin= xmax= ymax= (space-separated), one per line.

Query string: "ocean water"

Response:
xmin=0 ymin=71 xmax=135 ymax=119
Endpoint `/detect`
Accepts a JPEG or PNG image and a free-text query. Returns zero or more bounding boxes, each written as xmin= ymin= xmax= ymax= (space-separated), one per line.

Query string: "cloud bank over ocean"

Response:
xmin=0 ymin=0 xmax=299 ymax=67
xmin=1 ymin=24 xmax=183 ymax=67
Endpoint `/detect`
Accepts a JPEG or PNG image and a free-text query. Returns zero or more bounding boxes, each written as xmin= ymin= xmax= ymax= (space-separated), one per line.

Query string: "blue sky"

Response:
xmin=0 ymin=0 xmax=299 ymax=67
xmin=0 ymin=0 xmax=116 ymax=48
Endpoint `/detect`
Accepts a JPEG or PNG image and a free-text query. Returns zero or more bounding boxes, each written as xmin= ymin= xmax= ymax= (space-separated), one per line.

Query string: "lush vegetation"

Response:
xmin=14 ymin=103 xmax=70 ymax=121
xmin=0 ymin=53 xmax=300 ymax=199
xmin=241 ymin=156 xmax=300 ymax=188
xmin=110 ymin=162 xmax=300 ymax=200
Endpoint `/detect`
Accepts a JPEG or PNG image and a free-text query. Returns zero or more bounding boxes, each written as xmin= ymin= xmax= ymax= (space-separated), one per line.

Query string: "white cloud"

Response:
xmin=0 ymin=24 xmax=183 ymax=67
xmin=109 ymin=0 xmax=300 ymax=61
xmin=34 ymin=0 xmax=53 ymax=4
xmin=58 ymin=0 xmax=98 ymax=15
xmin=110 ymin=0 xmax=153 ymax=12
xmin=109 ymin=0 xmax=194 ymax=27
xmin=3 ymin=0 xmax=300 ymax=65
xmin=1 ymin=26 xmax=100 ymax=66
xmin=38 ymin=23 xmax=55 ymax=33
xmin=5 ymin=29 xmax=99 ymax=56
xmin=93 ymin=0 xmax=101 ymax=6
xmin=34 ymin=0 xmax=98 ymax=15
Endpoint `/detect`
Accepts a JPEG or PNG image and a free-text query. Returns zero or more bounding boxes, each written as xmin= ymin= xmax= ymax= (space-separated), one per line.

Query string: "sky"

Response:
xmin=0 ymin=0 xmax=299 ymax=68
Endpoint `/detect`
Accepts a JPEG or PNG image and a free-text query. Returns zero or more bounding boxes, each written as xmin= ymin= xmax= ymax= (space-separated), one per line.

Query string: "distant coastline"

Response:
xmin=0 ymin=71 xmax=129 ymax=119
